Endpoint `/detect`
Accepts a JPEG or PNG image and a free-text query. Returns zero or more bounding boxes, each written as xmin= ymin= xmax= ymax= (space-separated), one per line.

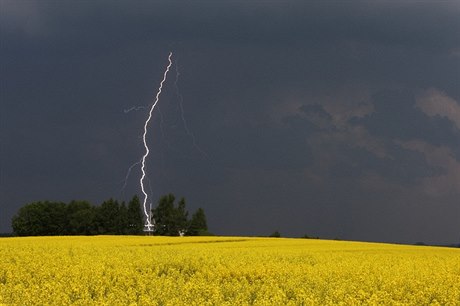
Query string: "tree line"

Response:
xmin=11 ymin=194 xmax=209 ymax=236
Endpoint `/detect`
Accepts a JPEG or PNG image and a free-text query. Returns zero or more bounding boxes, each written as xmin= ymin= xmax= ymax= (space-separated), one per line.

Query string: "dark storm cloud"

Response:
xmin=286 ymin=98 xmax=444 ymax=186
xmin=299 ymin=104 xmax=332 ymax=120
xmin=1 ymin=1 xmax=459 ymax=243
xmin=355 ymin=90 xmax=460 ymax=147
xmin=209 ymin=121 xmax=314 ymax=171
xmin=3 ymin=1 xmax=460 ymax=56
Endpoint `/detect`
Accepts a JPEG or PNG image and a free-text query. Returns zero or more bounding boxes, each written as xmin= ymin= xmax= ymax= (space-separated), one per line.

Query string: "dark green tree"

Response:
xmin=152 ymin=194 xmax=176 ymax=235
xmin=174 ymin=198 xmax=189 ymax=236
xmin=126 ymin=195 xmax=144 ymax=234
xmin=152 ymin=194 xmax=190 ymax=236
xmin=66 ymin=200 xmax=95 ymax=235
xmin=12 ymin=202 xmax=43 ymax=236
xmin=11 ymin=194 xmax=209 ymax=237
xmin=188 ymin=208 xmax=208 ymax=236
xmin=12 ymin=201 xmax=67 ymax=236
xmin=95 ymin=198 xmax=120 ymax=234
xmin=42 ymin=201 xmax=67 ymax=235
xmin=116 ymin=202 xmax=129 ymax=234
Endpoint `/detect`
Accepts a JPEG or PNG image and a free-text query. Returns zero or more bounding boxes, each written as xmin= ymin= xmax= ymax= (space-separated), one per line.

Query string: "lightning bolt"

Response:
xmin=119 ymin=159 xmax=141 ymax=199
xmin=123 ymin=106 xmax=146 ymax=113
xmin=174 ymin=60 xmax=208 ymax=159
xmin=141 ymin=52 xmax=173 ymax=231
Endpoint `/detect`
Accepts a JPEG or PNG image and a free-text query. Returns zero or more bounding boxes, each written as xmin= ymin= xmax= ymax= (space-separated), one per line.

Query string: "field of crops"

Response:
xmin=1 ymin=236 xmax=459 ymax=305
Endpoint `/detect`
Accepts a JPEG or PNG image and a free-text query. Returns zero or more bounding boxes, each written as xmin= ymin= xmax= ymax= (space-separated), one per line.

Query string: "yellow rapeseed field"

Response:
xmin=1 ymin=236 xmax=459 ymax=305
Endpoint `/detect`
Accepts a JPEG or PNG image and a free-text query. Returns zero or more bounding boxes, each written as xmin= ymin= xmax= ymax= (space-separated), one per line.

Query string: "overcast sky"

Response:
xmin=1 ymin=1 xmax=459 ymax=243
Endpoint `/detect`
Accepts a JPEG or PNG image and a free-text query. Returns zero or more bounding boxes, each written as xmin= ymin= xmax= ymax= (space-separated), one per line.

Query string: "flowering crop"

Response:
xmin=1 ymin=236 xmax=459 ymax=305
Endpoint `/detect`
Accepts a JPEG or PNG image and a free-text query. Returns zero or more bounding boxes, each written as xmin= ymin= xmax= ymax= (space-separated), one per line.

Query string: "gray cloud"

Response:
xmin=354 ymin=90 xmax=460 ymax=149
xmin=397 ymin=140 xmax=460 ymax=196
xmin=3 ymin=1 xmax=459 ymax=55
xmin=1 ymin=1 xmax=459 ymax=243
xmin=416 ymin=88 xmax=460 ymax=130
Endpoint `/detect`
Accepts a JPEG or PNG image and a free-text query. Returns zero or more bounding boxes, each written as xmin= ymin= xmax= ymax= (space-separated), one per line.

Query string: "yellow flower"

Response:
xmin=0 ymin=236 xmax=459 ymax=305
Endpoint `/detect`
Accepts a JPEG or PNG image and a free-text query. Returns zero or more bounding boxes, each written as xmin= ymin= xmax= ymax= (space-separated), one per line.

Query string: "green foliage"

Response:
xmin=95 ymin=198 xmax=120 ymax=234
xmin=127 ymin=195 xmax=143 ymax=234
xmin=301 ymin=234 xmax=319 ymax=239
xmin=152 ymin=194 xmax=189 ymax=236
xmin=12 ymin=201 xmax=67 ymax=236
xmin=67 ymin=201 xmax=95 ymax=235
xmin=187 ymin=208 xmax=208 ymax=236
xmin=11 ymin=194 xmax=209 ymax=237
xmin=117 ymin=202 xmax=129 ymax=235
xmin=269 ymin=231 xmax=281 ymax=238
xmin=175 ymin=198 xmax=189 ymax=236
xmin=151 ymin=195 xmax=209 ymax=236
